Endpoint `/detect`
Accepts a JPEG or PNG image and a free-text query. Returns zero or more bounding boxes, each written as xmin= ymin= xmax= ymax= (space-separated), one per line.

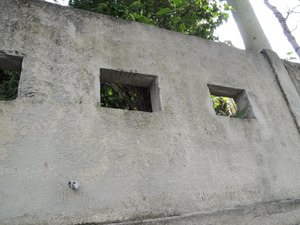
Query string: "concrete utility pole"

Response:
xmin=226 ymin=0 xmax=272 ymax=52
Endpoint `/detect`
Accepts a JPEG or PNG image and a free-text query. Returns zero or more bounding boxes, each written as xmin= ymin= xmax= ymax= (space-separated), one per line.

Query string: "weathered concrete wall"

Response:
xmin=284 ymin=60 xmax=300 ymax=96
xmin=106 ymin=199 xmax=300 ymax=225
xmin=0 ymin=0 xmax=299 ymax=224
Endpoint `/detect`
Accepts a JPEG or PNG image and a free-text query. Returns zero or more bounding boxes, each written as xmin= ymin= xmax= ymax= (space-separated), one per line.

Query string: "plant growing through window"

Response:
xmin=208 ymin=84 xmax=254 ymax=119
xmin=100 ymin=69 xmax=161 ymax=113
xmin=211 ymin=95 xmax=248 ymax=118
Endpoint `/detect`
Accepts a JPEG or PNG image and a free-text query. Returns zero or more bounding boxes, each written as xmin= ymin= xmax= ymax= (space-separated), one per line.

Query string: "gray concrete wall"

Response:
xmin=284 ymin=60 xmax=300 ymax=96
xmin=0 ymin=0 xmax=299 ymax=224
xmin=105 ymin=199 xmax=300 ymax=225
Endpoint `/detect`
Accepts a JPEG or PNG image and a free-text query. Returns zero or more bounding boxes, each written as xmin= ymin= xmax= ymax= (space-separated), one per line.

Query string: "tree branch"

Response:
xmin=264 ymin=0 xmax=300 ymax=59
xmin=285 ymin=5 xmax=300 ymax=20
xmin=291 ymin=25 xmax=298 ymax=33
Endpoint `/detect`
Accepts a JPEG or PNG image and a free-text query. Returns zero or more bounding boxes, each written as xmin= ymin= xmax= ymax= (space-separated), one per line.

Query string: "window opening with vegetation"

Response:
xmin=0 ymin=70 xmax=21 ymax=100
xmin=211 ymin=95 xmax=238 ymax=117
xmin=208 ymin=84 xmax=254 ymax=119
xmin=100 ymin=69 xmax=161 ymax=112
xmin=101 ymin=82 xmax=152 ymax=112
xmin=0 ymin=52 xmax=22 ymax=101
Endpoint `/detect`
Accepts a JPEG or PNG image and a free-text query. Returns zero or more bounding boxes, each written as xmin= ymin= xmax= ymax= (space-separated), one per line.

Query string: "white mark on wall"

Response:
xmin=69 ymin=180 xmax=80 ymax=190
xmin=67 ymin=21 xmax=76 ymax=40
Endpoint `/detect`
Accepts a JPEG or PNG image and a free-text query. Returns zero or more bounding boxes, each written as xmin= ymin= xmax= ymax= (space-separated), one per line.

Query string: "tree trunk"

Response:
xmin=226 ymin=0 xmax=272 ymax=52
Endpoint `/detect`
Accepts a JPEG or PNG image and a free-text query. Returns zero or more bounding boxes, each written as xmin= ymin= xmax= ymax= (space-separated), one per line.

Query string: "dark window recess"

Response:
xmin=101 ymin=82 xmax=152 ymax=112
xmin=100 ymin=69 xmax=161 ymax=112
xmin=208 ymin=84 xmax=255 ymax=119
xmin=0 ymin=52 xmax=22 ymax=101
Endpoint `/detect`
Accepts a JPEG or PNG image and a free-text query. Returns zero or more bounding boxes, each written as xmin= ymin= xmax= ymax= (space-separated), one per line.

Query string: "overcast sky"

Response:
xmin=46 ymin=0 xmax=300 ymax=61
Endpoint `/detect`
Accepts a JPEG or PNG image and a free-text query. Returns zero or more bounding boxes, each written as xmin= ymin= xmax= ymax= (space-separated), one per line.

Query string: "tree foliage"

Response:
xmin=0 ymin=70 xmax=20 ymax=101
xmin=101 ymin=82 xmax=152 ymax=112
xmin=211 ymin=95 xmax=248 ymax=118
xmin=211 ymin=95 xmax=236 ymax=116
xmin=69 ymin=0 xmax=230 ymax=40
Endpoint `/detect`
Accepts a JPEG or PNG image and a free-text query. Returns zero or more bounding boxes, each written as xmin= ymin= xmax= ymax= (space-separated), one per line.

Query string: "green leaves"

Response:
xmin=212 ymin=12 xmax=218 ymax=17
xmin=156 ymin=8 xmax=171 ymax=15
xmin=170 ymin=16 xmax=181 ymax=24
xmin=98 ymin=3 xmax=107 ymax=10
xmin=211 ymin=95 xmax=236 ymax=117
xmin=176 ymin=2 xmax=189 ymax=8
xmin=211 ymin=95 xmax=249 ymax=119
xmin=130 ymin=1 xmax=141 ymax=8
xmin=224 ymin=3 xmax=234 ymax=11
xmin=231 ymin=106 xmax=248 ymax=118
xmin=70 ymin=0 xmax=231 ymax=40
xmin=286 ymin=51 xmax=297 ymax=61
xmin=173 ymin=0 xmax=181 ymax=6
xmin=180 ymin=23 xmax=186 ymax=30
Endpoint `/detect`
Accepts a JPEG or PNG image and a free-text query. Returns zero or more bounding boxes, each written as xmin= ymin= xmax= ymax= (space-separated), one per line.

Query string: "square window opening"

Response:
xmin=0 ymin=52 xmax=23 ymax=101
xmin=100 ymin=69 xmax=161 ymax=112
xmin=208 ymin=84 xmax=255 ymax=119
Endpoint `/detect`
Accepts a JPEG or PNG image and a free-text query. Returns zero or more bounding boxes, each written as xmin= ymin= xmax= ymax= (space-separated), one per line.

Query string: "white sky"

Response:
xmin=46 ymin=0 xmax=300 ymax=61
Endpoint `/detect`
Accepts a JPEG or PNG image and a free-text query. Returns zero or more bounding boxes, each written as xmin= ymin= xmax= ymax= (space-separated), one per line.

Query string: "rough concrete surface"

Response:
xmin=261 ymin=49 xmax=300 ymax=134
xmin=0 ymin=0 xmax=300 ymax=224
xmin=284 ymin=60 xmax=300 ymax=96
xmin=103 ymin=199 xmax=300 ymax=225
